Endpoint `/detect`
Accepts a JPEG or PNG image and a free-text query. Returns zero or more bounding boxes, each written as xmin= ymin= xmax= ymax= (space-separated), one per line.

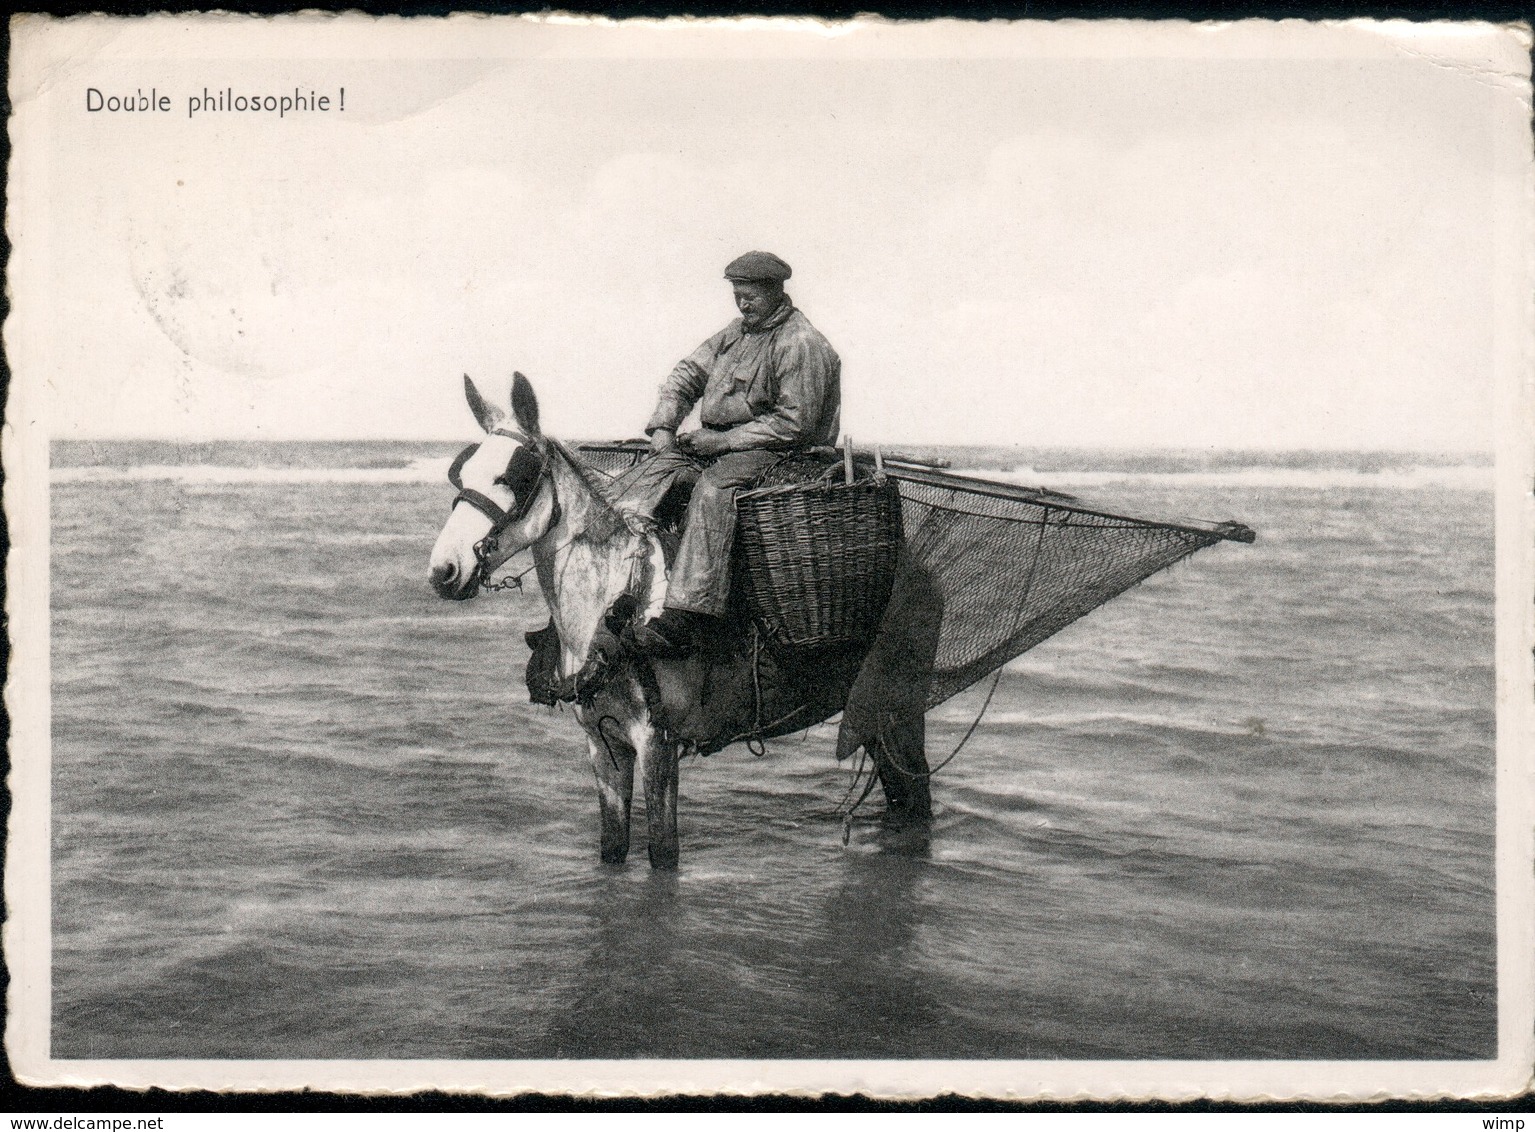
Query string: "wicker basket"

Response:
xmin=734 ymin=475 xmax=904 ymax=650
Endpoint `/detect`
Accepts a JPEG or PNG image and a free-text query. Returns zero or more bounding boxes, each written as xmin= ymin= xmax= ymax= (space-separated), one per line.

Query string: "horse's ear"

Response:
xmin=510 ymin=372 xmax=541 ymax=437
xmin=463 ymin=374 xmax=503 ymax=434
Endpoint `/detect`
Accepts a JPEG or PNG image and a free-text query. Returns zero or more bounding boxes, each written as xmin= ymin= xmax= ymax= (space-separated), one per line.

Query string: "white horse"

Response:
xmin=429 ymin=373 xmax=680 ymax=865
xmin=429 ymin=373 xmax=934 ymax=868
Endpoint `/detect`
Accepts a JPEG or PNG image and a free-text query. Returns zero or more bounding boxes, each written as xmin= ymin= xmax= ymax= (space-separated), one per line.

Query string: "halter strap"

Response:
xmin=446 ymin=444 xmax=476 ymax=491
xmin=449 ymin=426 xmax=547 ymax=528
xmin=453 ymin=487 xmax=513 ymax=528
xmin=447 ymin=428 xmax=564 ymax=594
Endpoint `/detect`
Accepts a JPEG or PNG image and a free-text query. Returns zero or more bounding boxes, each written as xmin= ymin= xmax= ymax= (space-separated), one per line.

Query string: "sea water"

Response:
xmin=47 ymin=442 xmax=1496 ymax=1060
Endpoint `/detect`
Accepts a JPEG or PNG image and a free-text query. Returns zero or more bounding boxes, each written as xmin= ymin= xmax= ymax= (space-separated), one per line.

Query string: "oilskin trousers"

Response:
xmin=621 ymin=447 xmax=783 ymax=618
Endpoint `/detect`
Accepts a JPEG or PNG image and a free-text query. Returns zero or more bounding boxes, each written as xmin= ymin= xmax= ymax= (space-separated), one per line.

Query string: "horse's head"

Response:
xmin=428 ymin=372 xmax=559 ymax=600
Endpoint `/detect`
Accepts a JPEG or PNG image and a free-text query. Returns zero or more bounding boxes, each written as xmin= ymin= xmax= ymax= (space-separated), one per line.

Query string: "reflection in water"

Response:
xmin=530 ymin=831 xmax=958 ymax=1060
xmin=534 ymin=871 xmax=685 ymax=1059
xmin=804 ymin=842 xmax=960 ymax=1059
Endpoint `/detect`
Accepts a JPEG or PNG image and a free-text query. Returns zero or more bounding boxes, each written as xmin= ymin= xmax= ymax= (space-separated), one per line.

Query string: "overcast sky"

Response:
xmin=13 ymin=18 xmax=1529 ymax=449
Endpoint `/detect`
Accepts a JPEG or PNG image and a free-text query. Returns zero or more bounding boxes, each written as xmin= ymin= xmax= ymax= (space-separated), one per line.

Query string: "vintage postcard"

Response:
xmin=5 ymin=14 xmax=1533 ymax=1100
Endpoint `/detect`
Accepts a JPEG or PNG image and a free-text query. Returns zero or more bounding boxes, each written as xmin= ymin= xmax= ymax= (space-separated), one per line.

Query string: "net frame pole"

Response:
xmin=884 ymin=466 xmax=1257 ymax=544
xmin=569 ymin=442 xmax=1258 ymax=544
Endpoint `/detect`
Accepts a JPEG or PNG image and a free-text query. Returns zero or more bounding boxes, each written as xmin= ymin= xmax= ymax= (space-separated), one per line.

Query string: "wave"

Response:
xmin=935 ymin=707 xmax=1252 ymax=735
xmin=52 ymin=457 xmax=455 ymax=485
xmin=52 ymin=456 xmax=1493 ymax=491
xmin=982 ymin=465 xmax=1494 ymax=492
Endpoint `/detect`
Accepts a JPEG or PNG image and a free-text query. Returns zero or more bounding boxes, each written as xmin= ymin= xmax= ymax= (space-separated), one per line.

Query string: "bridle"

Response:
xmin=447 ymin=426 xmax=562 ymax=592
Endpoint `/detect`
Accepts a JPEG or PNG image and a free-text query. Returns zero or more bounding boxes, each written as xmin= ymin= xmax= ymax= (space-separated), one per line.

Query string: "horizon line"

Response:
xmin=46 ymin=436 xmax=1498 ymax=457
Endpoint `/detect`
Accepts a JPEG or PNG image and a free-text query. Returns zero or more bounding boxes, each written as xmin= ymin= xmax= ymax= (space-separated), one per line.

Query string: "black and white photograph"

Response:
xmin=5 ymin=14 xmax=1532 ymax=1099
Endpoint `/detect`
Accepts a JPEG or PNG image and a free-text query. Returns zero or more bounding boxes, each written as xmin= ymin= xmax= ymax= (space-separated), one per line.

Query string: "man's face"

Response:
xmin=732 ymin=280 xmax=782 ymax=326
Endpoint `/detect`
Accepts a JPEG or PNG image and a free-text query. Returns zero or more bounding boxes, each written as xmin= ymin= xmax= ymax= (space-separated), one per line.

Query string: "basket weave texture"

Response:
xmin=735 ymin=475 xmax=904 ymax=650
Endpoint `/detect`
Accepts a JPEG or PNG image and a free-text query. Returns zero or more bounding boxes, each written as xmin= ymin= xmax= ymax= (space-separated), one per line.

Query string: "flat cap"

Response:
xmin=724 ymin=250 xmax=792 ymax=283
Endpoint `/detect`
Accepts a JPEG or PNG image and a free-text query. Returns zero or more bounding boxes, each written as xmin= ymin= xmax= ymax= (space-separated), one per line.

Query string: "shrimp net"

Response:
xmin=576 ymin=444 xmax=1251 ymax=710
xmin=881 ymin=470 xmax=1248 ymax=708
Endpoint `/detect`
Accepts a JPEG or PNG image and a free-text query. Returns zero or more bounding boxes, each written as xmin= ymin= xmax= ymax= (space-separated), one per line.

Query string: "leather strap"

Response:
xmin=454 ymin=487 xmax=511 ymax=527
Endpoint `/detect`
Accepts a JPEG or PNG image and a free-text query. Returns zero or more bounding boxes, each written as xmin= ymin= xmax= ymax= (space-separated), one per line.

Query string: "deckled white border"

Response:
xmin=5 ymin=14 xmax=1532 ymax=1100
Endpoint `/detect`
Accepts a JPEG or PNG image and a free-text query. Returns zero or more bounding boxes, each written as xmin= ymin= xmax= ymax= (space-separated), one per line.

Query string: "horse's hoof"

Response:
xmin=647 ymin=842 xmax=679 ymax=870
xmin=601 ymin=844 xmax=630 ymax=865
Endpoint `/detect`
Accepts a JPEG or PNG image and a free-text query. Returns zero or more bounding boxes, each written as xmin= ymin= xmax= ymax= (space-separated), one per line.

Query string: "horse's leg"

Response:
xmin=587 ymin=734 xmax=635 ymax=865
xmin=873 ymin=710 xmax=933 ymax=823
xmin=638 ymin=729 xmax=680 ymax=869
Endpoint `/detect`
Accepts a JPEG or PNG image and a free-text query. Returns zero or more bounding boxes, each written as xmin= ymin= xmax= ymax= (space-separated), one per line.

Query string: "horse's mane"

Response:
xmin=548 ymin=438 xmax=629 ymax=540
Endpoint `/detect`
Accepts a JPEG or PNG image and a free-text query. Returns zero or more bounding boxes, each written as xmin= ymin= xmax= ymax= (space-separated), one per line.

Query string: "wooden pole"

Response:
xmin=885 ymin=465 xmax=1257 ymax=544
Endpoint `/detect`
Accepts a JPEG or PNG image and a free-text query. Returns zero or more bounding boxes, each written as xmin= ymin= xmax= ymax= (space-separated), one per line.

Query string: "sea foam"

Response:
xmin=50 ymin=457 xmax=1494 ymax=490
xmin=51 ymin=456 xmax=455 ymax=485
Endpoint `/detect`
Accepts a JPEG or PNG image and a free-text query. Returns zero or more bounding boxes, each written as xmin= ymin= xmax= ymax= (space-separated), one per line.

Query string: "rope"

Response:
xmin=834 ymin=745 xmax=881 ymax=846
xmin=748 ymin=624 xmax=766 ymax=756
xmin=832 ymin=664 xmax=1002 ymax=846
xmin=707 ymin=622 xmax=802 ymax=757
xmin=875 ymin=663 xmax=1005 ymax=783
xmin=715 ymin=702 xmax=813 ymax=757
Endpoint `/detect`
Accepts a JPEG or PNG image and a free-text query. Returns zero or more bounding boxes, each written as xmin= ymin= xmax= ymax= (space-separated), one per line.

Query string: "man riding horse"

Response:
xmin=427 ymin=253 xmax=1253 ymax=864
xmin=626 ymin=250 xmax=842 ymax=657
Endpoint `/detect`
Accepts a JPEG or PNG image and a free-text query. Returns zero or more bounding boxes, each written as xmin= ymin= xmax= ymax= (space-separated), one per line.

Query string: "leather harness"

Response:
xmin=447 ymin=427 xmax=562 ymax=590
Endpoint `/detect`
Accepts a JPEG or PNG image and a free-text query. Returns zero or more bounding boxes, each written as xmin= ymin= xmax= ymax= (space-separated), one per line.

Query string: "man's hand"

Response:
xmin=648 ymin=428 xmax=676 ymax=454
xmin=677 ymin=429 xmax=730 ymax=458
